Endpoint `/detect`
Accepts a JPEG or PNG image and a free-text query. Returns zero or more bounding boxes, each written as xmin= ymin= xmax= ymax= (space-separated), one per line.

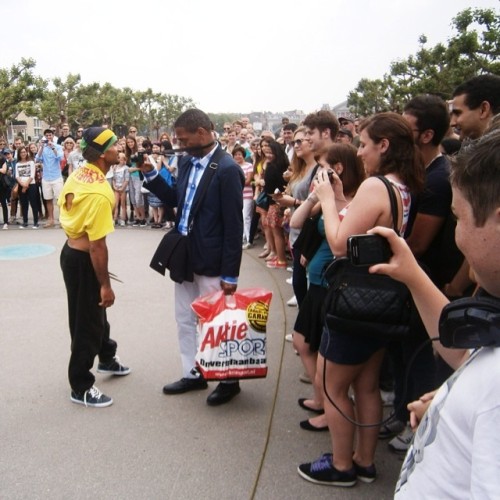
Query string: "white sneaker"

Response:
xmin=285 ymin=333 xmax=293 ymax=342
xmin=380 ymin=389 xmax=395 ymax=407
xmin=287 ymin=296 xmax=298 ymax=307
xmin=286 ymin=277 xmax=293 ymax=285
xmin=286 ymin=266 xmax=293 ymax=272
xmin=388 ymin=425 xmax=414 ymax=454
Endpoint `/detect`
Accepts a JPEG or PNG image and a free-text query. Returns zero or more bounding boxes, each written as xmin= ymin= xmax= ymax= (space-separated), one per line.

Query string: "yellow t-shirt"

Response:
xmin=58 ymin=163 xmax=115 ymax=241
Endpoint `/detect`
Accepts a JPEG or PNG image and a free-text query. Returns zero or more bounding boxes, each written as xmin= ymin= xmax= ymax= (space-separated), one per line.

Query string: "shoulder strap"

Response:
xmin=377 ymin=175 xmax=399 ymax=235
xmin=187 ymin=146 xmax=225 ymax=234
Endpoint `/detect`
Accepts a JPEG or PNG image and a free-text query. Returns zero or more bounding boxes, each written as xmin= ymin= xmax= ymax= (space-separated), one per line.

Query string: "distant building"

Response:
xmin=331 ymin=100 xmax=355 ymax=120
xmin=5 ymin=111 xmax=49 ymax=144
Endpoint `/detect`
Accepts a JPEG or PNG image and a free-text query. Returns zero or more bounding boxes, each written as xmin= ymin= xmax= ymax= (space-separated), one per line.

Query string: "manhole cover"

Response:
xmin=0 ymin=244 xmax=56 ymax=260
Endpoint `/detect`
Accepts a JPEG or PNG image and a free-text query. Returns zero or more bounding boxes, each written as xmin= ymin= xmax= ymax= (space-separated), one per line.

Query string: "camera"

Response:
xmin=130 ymin=151 xmax=146 ymax=165
xmin=327 ymin=170 xmax=335 ymax=183
xmin=347 ymin=234 xmax=392 ymax=266
xmin=41 ymin=139 xmax=49 ymax=144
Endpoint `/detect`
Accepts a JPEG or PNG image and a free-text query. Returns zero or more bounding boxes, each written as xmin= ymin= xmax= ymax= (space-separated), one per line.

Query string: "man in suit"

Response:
xmin=142 ymin=108 xmax=245 ymax=406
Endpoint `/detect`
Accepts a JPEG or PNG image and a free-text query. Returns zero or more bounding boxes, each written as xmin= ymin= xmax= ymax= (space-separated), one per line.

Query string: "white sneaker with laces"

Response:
xmin=388 ymin=425 xmax=414 ymax=454
xmin=70 ymin=385 xmax=113 ymax=408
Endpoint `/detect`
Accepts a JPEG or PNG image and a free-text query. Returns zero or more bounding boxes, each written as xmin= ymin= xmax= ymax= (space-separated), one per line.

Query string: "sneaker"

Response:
xmin=132 ymin=219 xmax=140 ymax=227
xmin=287 ymin=296 xmax=298 ymax=307
xmin=32 ymin=224 xmax=39 ymax=229
xmin=285 ymin=333 xmax=293 ymax=342
xmin=286 ymin=266 xmax=293 ymax=272
xmin=298 ymin=453 xmax=357 ymax=487
xmin=140 ymin=219 xmax=147 ymax=227
xmin=353 ymin=460 xmax=377 ymax=483
xmin=70 ymin=385 xmax=113 ymax=408
xmin=242 ymin=242 xmax=252 ymax=250
xmin=19 ymin=225 xmax=25 ymax=229
xmin=97 ymin=356 xmax=131 ymax=376
xmin=388 ymin=425 xmax=414 ymax=454
xmin=299 ymin=372 xmax=312 ymax=384
xmin=2 ymin=223 xmax=8 ymax=230
xmin=286 ymin=277 xmax=293 ymax=285
xmin=379 ymin=418 xmax=406 ymax=439
xmin=119 ymin=220 xmax=126 ymax=227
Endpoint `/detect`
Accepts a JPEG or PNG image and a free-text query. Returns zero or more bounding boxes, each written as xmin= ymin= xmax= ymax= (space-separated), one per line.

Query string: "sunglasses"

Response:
xmin=292 ymin=139 xmax=304 ymax=147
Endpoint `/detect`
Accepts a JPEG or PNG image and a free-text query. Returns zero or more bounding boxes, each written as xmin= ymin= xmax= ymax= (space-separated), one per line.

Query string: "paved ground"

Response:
xmin=0 ymin=225 xmax=402 ymax=499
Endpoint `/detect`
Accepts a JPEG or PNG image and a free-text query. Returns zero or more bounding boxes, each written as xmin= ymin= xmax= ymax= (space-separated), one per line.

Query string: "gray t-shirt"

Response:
xmin=289 ymin=165 xmax=318 ymax=244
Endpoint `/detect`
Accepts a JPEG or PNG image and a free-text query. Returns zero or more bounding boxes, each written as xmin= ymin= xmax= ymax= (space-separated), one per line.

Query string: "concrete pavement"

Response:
xmin=0 ymin=226 xmax=401 ymax=499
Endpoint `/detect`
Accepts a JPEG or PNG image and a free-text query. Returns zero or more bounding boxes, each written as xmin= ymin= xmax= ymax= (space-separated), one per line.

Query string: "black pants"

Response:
xmin=60 ymin=242 xmax=117 ymax=393
xmin=19 ymin=184 xmax=39 ymax=225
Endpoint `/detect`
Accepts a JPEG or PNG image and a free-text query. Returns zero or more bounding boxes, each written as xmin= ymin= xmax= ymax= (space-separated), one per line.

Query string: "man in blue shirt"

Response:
xmin=35 ymin=129 xmax=64 ymax=227
xmin=143 ymin=109 xmax=245 ymax=406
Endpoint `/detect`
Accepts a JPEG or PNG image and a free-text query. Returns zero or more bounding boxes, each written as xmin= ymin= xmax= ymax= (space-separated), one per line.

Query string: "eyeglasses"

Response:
xmin=292 ymin=139 xmax=304 ymax=147
xmin=129 ymin=129 xmax=137 ymax=133
xmin=77 ymin=129 xmax=83 ymax=133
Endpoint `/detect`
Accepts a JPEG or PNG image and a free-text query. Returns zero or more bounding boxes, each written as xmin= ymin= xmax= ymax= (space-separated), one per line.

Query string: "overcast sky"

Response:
xmin=3 ymin=0 xmax=498 ymax=114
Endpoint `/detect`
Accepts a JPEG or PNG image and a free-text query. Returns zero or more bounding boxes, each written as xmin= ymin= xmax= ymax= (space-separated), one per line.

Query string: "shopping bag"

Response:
xmin=192 ymin=288 xmax=273 ymax=381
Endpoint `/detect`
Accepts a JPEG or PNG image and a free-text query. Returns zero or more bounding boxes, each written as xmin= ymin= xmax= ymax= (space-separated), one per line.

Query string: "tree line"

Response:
xmin=347 ymin=7 xmax=499 ymax=116
xmin=0 ymin=7 xmax=497 ymax=138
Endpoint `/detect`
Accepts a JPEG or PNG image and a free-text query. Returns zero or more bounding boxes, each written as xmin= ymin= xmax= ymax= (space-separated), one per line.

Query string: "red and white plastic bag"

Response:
xmin=192 ymin=288 xmax=273 ymax=381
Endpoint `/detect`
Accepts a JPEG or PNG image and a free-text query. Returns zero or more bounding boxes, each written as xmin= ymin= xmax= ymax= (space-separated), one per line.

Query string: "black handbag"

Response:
xmin=255 ymin=191 xmax=269 ymax=210
xmin=323 ymin=176 xmax=413 ymax=340
xmin=293 ymin=214 xmax=323 ymax=261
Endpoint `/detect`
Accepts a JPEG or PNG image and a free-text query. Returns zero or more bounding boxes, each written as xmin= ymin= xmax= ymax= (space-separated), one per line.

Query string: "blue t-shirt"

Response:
xmin=307 ymin=216 xmax=333 ymax=286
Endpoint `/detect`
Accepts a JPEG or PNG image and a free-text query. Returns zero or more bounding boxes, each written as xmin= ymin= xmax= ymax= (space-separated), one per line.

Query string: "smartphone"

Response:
xmin=347 ymin=234 xmax=392 ymax=266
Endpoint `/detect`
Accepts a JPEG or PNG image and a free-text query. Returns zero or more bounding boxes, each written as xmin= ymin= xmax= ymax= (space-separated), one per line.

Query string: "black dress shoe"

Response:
xmin=299 ymin=419 xmax=329 ymax=432
xmin=163 ymin=377 xmax=208 ymax=395
xmin=298 ymin=398 xmax=325 ymax=415
xmin=206 ymin=382 xmax=241 ymax=406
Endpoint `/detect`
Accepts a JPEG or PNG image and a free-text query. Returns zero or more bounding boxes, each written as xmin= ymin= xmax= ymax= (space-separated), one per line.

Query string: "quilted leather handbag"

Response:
xmin=323 ymin=176 xmax=413 ymax=340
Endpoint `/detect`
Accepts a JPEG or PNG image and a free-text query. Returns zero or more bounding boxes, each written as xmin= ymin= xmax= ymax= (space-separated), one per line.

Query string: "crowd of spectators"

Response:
xmin=1 ymin=72 xmax=500 ymax=496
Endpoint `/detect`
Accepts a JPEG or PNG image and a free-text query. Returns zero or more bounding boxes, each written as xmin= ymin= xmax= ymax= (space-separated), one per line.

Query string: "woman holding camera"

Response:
xmin=125 ymin=135 xmax=146 ymax=226
xmin=290 ymin=143 xmax=365 ymax=432
xmin=298 ymin=113 xmax=424 ymax=487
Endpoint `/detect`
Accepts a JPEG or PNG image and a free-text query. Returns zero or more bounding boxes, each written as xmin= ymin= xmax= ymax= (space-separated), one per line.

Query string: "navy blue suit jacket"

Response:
xmin=146 ymin=146 xmax=244 ymax=278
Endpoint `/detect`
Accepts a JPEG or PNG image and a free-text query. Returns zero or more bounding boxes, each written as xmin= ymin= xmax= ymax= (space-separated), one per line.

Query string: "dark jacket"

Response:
xmin=147 ymin=146 xmax=244 ymax=278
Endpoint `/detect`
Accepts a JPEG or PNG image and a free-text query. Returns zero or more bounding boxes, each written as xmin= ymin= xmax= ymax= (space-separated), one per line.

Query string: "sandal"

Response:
xmin=258 ymin=250 xmax=270 ymax=258
xmin=265 ymin=252 xmax=277 ymax=261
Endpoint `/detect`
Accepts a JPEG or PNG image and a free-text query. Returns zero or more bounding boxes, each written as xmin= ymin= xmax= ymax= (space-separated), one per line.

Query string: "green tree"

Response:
xmin=347 ymin=7 xmax=500 ymax=115
xmin=0 ymin=58 xmax=46 ymax=138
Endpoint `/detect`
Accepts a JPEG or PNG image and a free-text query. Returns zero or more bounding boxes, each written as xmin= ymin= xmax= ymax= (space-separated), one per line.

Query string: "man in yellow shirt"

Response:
xmin=59 ymin=127 xmax=130 ymax=408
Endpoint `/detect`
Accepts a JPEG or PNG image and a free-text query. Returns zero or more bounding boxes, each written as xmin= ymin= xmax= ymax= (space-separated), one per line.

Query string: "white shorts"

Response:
xmin=41 ymin=178 xmax=64 ymax=201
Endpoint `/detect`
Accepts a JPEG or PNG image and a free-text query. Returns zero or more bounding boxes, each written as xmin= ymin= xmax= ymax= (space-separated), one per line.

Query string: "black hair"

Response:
xmin=174 ymin=109 xmax=212 ymax=133
xmin=452 ymin=74 xmax=500 ymax=115
xmin=283 ymin=123 xmax=298 ymax=133
xmin=404 ymin=94 xmax=450 ymax=146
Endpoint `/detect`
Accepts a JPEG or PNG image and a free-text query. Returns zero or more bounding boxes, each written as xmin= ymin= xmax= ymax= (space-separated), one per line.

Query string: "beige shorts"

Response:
xmin=42 ymin=178 xmax=64 ymax=201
